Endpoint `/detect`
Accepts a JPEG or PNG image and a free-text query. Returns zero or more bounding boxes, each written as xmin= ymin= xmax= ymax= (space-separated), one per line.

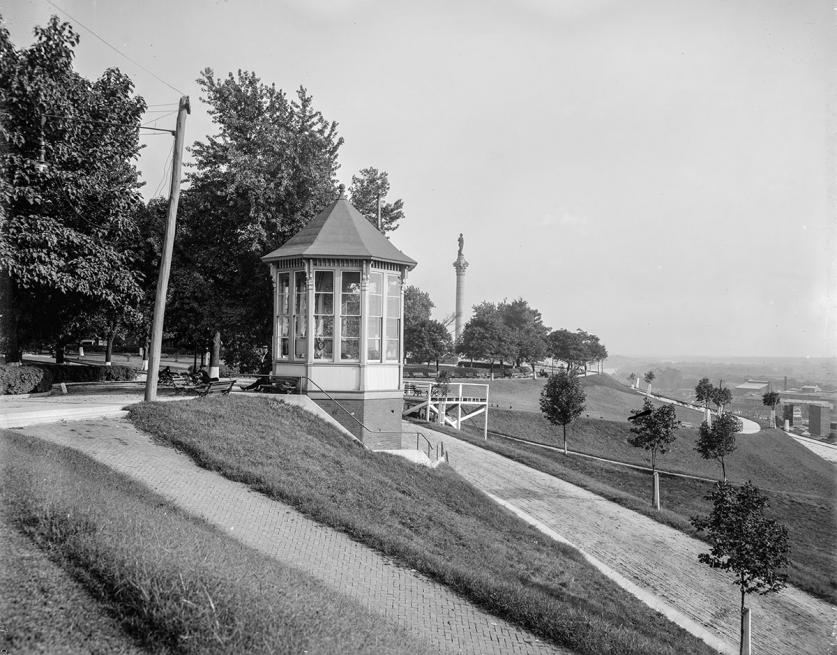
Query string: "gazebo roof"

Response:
xmin=262 ymin=192 xmax=417 ymax=269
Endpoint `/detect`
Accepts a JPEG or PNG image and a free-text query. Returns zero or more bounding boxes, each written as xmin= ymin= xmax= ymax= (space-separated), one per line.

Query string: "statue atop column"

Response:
xmin=453 ymin=234 xmax=469 ymax=344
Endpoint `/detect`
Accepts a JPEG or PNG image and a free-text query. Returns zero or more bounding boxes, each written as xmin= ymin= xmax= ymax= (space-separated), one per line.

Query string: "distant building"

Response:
xmin=734 ymin=380 xmax=769 ymax=398
xmin=800 ymin=384 xmax=822 ymax=394
xmin=808 ymin=405 xmax=831 ymax=437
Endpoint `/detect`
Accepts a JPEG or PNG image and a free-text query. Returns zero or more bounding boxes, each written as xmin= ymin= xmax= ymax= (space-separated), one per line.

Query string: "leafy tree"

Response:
xmin=405 ymin=319 xmax=452 ymax=370
xmin=458 ymin=302 xmax=515 ymax=377
xmin=627 ymin=398 xmax=680 ymax=476
xmin=691 ymin=482 xmax=789 ymax=655
xmin=643 ymin=370 xmax=655 ymax=393
xmin=180 ymin=69 xmax=342 ymax=370
xmin=762 ymin=391 xmax=781 ymax=428
xmin=540 ymin=370 xmax=586 ymax=454
xmin=583 ymin=333 xmax=608 ymax=373
xmin=695 ymin=377 xmax=714 ymax=414
xmin=695 ymin=413 xmax=742 ymax=481
xmin=499 ymin=298 xmax=549 ymax=378
xmin=711 ymin=385 xmax=733 ymax=414
xmin=627 ymin=372 xmax=638 ymax=387
xmin=348 ymin=167 xmax=404 ymax=232
xmin=0 ymin=16 xmax=146 ymax=363
xmin=547 ymin=329 xmax=587 ymax=373
xmin=403 ymin=285 xmax=433 ymax=327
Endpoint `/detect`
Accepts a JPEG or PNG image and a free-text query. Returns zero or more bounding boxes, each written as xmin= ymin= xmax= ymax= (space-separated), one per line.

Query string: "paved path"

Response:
xmin=785 ymin=431 xmax=837 ymax=464
xmin=414 ymin=424 xmax=835 ymax=655
xmin=14 ymin=418 xmax=565 ymax=655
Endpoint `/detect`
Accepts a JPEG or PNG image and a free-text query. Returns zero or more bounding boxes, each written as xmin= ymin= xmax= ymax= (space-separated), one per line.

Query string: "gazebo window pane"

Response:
xmin=385 ymin=317 xmax=399 ymax=361
xmin=294 ymin=272 xmax=307 ymax=314
xmin=386 ymin=274 xmax=401 ymax=317
xmin=342 ymin=316 xmax=360 ymax=337
xmin=315 ymin=271 xmax=334 ymax=313
xmin=313 ymin=272 xmax=334 ymax=360
xmin=293 ymin=271 xmax=307 ymax=359
xmin=314 ymin=316 xmax=333 ymax=360
xmin=278 ymin=317 xmax=290 ymax=358
xmin=368 ymin=272 xmax=382 ymax=316
xmin=294 ymin=316 xmax=307 ymax=358
xmin=367 ymin=272 xmax=383 ymax=361
xmin=384 ymin=274 xmax=401 ymax=361
xmin=367 ymin=317 xmax=381 ymax=360
xmin=341 ymin=338 xmax=359 ymax=360
xmin=276 ymin=273 xmax=290 ymax=359
xmin=341 ymin=272 xmax=361 ymax=313
xmin=339 ymin=272 xmax=361 ymax=360
xmin=277 ymin=273 xmax=290 ymax=315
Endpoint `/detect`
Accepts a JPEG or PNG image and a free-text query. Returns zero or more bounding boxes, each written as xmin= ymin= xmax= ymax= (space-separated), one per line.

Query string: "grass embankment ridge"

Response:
xmin=130 ymin=396 xmax=714 ymax=655
xmin=433 ymin=406 xmax=836 ymax=603
xmin=0 ymin=429 xmax=430 ymax=655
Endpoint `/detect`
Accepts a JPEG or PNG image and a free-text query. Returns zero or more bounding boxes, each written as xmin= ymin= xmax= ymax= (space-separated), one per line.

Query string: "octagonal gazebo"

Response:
xmin=261 ymin=188 xmax=416 ymax=448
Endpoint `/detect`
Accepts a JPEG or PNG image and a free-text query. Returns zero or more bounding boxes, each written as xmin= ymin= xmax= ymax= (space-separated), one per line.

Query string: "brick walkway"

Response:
xmin=15 ymin=418 xmax=566 ymax=655
xmin=413 ymin=423 xmax=835 ymax=655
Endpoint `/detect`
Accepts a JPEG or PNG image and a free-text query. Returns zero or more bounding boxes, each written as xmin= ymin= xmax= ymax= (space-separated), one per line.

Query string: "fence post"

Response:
xmin=652 ymin=471 xmax=661 ymax=510
xmin=741 ymin=607 xmax=751 ymax=655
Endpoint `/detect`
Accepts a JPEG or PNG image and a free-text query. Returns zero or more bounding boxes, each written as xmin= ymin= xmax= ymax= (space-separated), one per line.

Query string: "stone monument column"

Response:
xmin=453 ymin=233 xmax=469 ymax=345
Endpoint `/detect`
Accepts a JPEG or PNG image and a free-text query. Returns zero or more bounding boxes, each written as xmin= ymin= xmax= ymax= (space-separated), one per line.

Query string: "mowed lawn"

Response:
xmin=129 ymin=396 xmax=715 ymax=655
xmin=471 ymin=374 xmax=706 ymax=425
xmin=0 ymin=429 xmax=432 ymax=655
xmin=440 ymin=376 xmax=836 ymax=603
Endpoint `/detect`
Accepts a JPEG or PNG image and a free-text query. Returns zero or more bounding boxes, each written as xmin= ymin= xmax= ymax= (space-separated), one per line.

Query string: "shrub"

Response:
xmin=33 ymin=364 xmax=138 ymax=384
xmin=0 ymin=365 xmax=52 ymax=394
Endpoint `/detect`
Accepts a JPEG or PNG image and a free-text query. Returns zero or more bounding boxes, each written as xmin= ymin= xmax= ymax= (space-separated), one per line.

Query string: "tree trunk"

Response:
xmin=209 ymin=330 xmax=221 ymax=379
xmin=739 ymin=586 xmax=747 ymax=655
xmin=142 ymin=338 xmax=149 ymax=371
xmin=562 ymin=423 xmax=567 ymax=455
xmin=55 ymin=339 xmax=65 ymax=364
xmin=105 ymin=332 xmax=115 ymax=366
xmin=192 ymin=344 xmax=198 ymax=373
xmin=721 ymin=458 xmax=727 ymax=482
xmin=0 ymin=269 xmax=20 ymax=363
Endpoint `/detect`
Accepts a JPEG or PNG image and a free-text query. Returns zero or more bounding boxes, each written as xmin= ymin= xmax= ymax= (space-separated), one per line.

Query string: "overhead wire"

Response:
xmin=44 ymin=0 xmax=187 ymax=96
xmin=151 ymin=142 xmax=175 ymax=200
xmin=42 ymin=113 xmax=174 ymax=134
xmin=142 ymin=110 xmax=177 ymax=126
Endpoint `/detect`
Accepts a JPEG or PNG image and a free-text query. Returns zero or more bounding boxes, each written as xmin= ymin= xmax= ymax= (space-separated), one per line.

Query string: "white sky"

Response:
xmin=5 ymin=0 xmax=835 ymax=358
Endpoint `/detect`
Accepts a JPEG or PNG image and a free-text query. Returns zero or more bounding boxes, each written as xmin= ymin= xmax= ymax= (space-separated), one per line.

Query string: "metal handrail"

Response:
xmin=297 ymin=376 xmax=371 ymax=448
xmin=415 ymin=431 xmax=434 ymax=458
xmin=293 ymin=377 xmax=448 ymax=461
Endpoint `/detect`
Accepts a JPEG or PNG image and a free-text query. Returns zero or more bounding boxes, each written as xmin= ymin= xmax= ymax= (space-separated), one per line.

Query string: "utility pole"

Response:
xmin=145 ymin=96 xmax=190 ymax=402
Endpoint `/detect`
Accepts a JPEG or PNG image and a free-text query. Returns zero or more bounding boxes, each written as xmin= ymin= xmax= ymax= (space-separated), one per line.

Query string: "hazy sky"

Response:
xmin=6 ymin=0 xmax=835 ymax=358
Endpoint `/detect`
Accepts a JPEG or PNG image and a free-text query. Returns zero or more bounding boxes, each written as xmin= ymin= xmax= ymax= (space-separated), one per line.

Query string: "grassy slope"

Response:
xmin=129 ymin=396 xmax=714 ymax=655
xmin=479 ymin=375 xmax=706 ymax=424
xmin=0 ymin=429 xmax=432 ymax=655
xmin=442 ymin=375 xmax=836 ymax=602
xmin=0 ymin=504 xmax=145 ymax=654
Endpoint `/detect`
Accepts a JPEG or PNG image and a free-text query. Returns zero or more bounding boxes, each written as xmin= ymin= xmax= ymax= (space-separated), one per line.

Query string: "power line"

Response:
xmin=42 ymin=113 xmax=174 ymax=134
xmin=142 ymin=110 xmax=177 ymax=126
xmin=44 ymin=0 xmax=186 ymax=96
xmin=151 ymin=142 xmax=174 ymax=199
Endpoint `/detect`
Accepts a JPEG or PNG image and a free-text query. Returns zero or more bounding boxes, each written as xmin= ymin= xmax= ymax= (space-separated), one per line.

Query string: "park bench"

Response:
xmin=257 ymin=376 xmax=300 ymax=394
xmin=403 ymin=382 xmax=424 ymax=396
xmin=171 ymin=375 xmax=197 ymax=395
xmin=195 ymin=379 xmax=237 ymax=397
